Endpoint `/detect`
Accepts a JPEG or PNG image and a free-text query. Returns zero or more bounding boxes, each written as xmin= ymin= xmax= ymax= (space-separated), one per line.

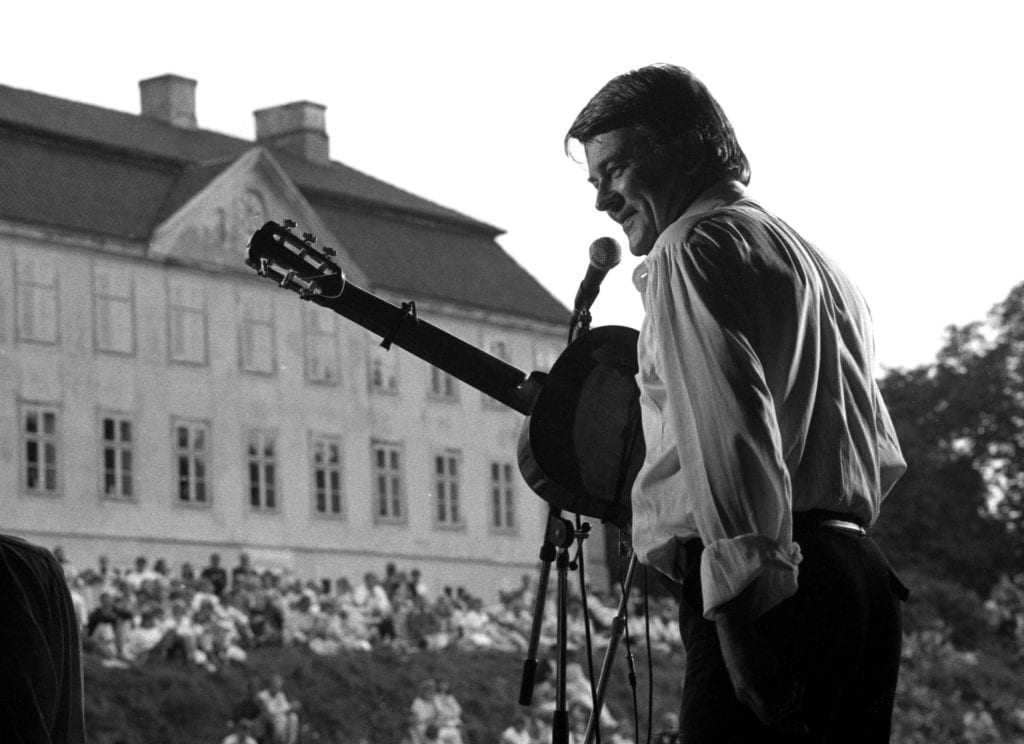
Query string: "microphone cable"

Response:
xmin=618 ymin=537 xmax=641 ymax=744
xmin=573 ymin=513 xmax=602 ymax=744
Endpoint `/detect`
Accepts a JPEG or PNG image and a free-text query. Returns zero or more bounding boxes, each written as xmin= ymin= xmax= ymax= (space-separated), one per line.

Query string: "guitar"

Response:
xmin=245 ymin=220 xmax=642 ymax=529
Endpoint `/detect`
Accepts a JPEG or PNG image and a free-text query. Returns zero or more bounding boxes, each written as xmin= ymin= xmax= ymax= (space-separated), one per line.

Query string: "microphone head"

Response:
xmin=589 ymin=237 xmax=621 ymax=271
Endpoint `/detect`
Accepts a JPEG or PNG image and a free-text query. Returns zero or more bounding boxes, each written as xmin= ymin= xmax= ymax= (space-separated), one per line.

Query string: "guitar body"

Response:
xmin=518 ymin=326 xmax=644 ymax=530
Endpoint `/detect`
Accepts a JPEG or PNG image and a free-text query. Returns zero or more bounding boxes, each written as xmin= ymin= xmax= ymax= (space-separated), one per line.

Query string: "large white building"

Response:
xmin=0 ymin=75 xmax=614 ymax=596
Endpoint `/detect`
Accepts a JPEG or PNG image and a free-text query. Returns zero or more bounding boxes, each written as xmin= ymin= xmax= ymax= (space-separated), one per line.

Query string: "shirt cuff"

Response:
xmin=699 ymin=534 xmax=802 ymax=620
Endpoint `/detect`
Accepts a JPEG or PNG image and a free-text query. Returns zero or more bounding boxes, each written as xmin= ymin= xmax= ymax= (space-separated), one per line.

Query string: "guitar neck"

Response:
xmin=310 ymin=282 xmax=543 ymax=415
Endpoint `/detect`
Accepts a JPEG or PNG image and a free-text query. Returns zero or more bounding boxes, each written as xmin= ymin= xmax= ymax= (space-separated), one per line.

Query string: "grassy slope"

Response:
xmin=84 ymin=644 xmax=685 ymax=744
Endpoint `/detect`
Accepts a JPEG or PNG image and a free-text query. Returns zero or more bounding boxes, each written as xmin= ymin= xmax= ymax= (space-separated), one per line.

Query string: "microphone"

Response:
xmin=573 ymin=237 xmax=622 ymax=313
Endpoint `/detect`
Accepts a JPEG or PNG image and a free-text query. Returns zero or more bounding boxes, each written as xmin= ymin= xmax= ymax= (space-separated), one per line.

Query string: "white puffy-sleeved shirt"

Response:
xmin=631 ymin=179 xmax=905 ymax=621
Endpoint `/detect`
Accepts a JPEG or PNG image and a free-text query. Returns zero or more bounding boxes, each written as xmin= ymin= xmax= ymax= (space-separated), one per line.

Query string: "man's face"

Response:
xmin=584 ymin=126 xmax=695 ymax=257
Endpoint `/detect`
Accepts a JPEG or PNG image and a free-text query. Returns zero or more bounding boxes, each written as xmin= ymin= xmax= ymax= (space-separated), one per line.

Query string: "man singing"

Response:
xmin=565 ymin=64 xmax=908 ymax=742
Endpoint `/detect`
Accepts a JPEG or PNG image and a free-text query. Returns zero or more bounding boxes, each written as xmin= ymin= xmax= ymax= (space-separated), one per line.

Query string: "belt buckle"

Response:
xmin=819 ymin=518 xmax=866 ymax=536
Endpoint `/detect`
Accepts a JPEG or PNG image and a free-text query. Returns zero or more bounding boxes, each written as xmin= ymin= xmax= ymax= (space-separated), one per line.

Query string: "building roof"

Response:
xmin=311 ymin=198 xmax=564 ymax=320
xmin=0 ymin=82 xmax=568 ymax=325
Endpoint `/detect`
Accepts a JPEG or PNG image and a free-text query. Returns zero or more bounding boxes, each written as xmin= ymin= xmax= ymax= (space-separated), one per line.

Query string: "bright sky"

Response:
xmin=4 ymin=1 xmax=1022 ymax=371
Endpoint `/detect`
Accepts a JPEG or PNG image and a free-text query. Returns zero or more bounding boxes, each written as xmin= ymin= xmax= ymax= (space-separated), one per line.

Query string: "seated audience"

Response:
xmin=201 ymin=553 xmax=229 ymax=597
xmin=258 ymin=674 xmax=301 ymax=744
xmin=85 ymin=591 xmax=133 ymax=660
xmin=232 ymin=552 xmax=259 ymax=589
xmin=61 ymin=548 xmax=683 ymax=677
xmin=433 ymin=678 xmax=464 ymax=744
xmin=409 ymin=679 xmax=438 ymax=744
xmin=221 ymin=719 xmax=259 ymax=744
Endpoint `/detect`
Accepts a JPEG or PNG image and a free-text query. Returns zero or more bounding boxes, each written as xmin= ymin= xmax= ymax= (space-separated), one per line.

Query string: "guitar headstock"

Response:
xmin=245 ymin=220 xmax=346 ymax=299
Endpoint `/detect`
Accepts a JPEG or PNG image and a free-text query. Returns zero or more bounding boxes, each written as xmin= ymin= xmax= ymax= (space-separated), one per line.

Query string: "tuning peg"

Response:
xmin=302 ymin=232 xmax=317 ymax=243
xmin=283 ymin=219 xmax=296 ymax=228
xmin=323 ymin=246 xmax=337 ymax=257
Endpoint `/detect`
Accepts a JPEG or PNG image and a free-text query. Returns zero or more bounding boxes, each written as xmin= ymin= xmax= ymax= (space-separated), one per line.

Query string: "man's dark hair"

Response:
xmin=565 ymin=64 xmax=751 ymax=184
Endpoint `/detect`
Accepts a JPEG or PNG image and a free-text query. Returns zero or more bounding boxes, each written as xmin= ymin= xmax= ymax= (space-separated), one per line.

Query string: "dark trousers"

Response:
xmin=677 ymin=519 xmax=906 ymax=743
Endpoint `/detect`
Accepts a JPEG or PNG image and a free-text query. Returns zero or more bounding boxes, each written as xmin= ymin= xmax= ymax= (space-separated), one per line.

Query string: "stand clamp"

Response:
xmin=380 ymin=301 xmax=418 ymax=350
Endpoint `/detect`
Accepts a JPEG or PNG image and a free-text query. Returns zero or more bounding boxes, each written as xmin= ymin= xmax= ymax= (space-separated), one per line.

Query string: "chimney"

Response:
xmin=254 ymin=101 xmax=329 ymax=164
xmin=139 ymin=74 xmax=197 ymax=129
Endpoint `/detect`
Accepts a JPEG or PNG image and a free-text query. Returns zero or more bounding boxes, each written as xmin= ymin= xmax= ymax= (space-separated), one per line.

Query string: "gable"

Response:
xmin=149 ymin=147 xmax=368 ymax=285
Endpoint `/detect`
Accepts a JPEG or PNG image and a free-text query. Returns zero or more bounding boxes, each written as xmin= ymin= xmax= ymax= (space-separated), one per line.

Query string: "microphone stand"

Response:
xmin=569 ymin=308 xmax=592 ymax=341
xmin=569 ymin=299 xmax=643 ymax=744
xmin=518 ymin=303 xmax=597 ymax=744
xmin=518 ymin=509 xmax=572 ymax=705
xmin=518 ymin=509 xmax=589 ymax=744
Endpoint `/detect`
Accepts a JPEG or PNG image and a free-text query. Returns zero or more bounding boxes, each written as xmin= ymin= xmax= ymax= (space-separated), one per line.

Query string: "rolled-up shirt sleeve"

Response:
xmin=634 ymin=213 xmax=802 ymax=621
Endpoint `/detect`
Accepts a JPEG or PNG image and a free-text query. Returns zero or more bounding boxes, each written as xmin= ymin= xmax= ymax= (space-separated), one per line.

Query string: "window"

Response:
xmin=15 ymin=252 xmax=58 ymax=343
xmin=174 ymin=419 xmax=209 ymax=504
xmin=21 ymin=403 xmax=60 ymax=495
xmin=94 ymin=263 xmax=134 ymax=354
xmin=429 ymin=367 xmax=458 ymax=401
xmin=533 ymin=344 xmax=561 ymax=373
xmin=311 ymin=435 xmax=343 ymax=516
xmin=484 ymin=339 xmax=512 ymax=408
xmin=368 ymin=344 xmax=398 ymax=394
xmin=168 ymin=279 xmax=207 ymax=364
xmin=247 ymin=430 xmax=277 ymax=509
xmin=240 ymin=293 xmax=275 ymax=374
xmin=490 ymin=461 xmax=517 ymax=531
xmin=371 ymin=441 xmax=405 ymax=523
xmin=490 ymin=340 xmax=511 ymax=362
xmin=433 ymin=450 xmax=463 ymax=528
xmin=304 ymin=307 xmax=340 ymax=384
xmin=101 ymin=414 xmax=134 ymax=499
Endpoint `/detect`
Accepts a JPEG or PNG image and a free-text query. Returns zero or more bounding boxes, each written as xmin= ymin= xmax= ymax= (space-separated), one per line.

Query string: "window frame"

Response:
xmin=371 ymin=440 xmax=407 ymax=525
xmin=173 ymin=417 xmax=211 ymax=508
xmin=14 ymin=250 xmax=60 ymax=345
xmin=368 ymin=343 xmax=399 ymax=395
xmin=488 ymin=460 xmax=518 ymax=534
xmin=92 ymin=261 xmax=136 ymax=356
xmin=432 ymin=449 xmax=465 ymax=530
xmin=19 ymin=400 xmax=62 ymax=497
xmin=246 ymin=429 xmax=279 ymax=512
xmin=167 ymin=277 xmax=208 ymax=366
xmin=428 ymin=366 xmax=459 ymax=403
xmin=310 ymin=432 xmax=345 ymax=519
xmin=303 ymin=306 xmax=341 ymax=385
xmin=238 ymin=292 xmax=277 ymax=376
xmin=483 ymin=338 xmax=512 ymax=409
xmin=98 ymin=410 xmax=135 ymax=501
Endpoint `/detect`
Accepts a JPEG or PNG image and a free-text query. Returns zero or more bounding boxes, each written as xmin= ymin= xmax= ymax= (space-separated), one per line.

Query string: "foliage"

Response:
xmin=986 ymin=572 xmax=1024 ymax=659
xmin=899 ymin=567 xmax=990 ymax=650
xmin=893 ymin=624 xmax=1024 ymax=744
xmin=872 ymin=281 xmax=1024 ymax=593
xmin=83 ymin=644 xmax=684 ymax=744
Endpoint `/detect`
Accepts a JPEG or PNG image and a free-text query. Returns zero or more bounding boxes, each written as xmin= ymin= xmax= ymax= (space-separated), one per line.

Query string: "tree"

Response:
xmin=871 ymin=282 xmax=1024 ymax=593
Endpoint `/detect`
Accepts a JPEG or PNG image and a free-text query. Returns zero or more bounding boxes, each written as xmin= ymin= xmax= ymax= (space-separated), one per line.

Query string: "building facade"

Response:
xmin=0 ymin=75 xmax=612 ymax=596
